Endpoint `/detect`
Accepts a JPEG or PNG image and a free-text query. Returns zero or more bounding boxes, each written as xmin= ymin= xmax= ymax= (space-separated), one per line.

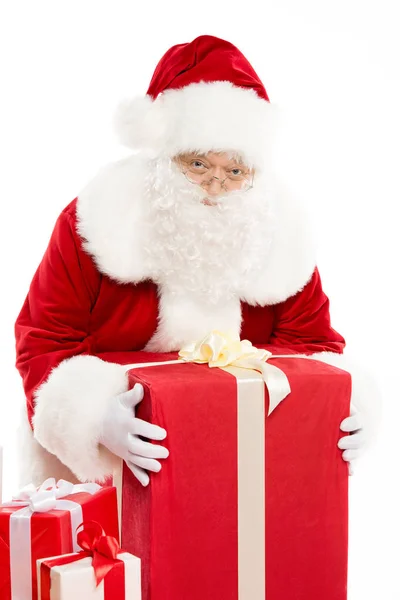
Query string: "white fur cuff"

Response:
xmin=32 ymin=355 xmax=129 ymax=482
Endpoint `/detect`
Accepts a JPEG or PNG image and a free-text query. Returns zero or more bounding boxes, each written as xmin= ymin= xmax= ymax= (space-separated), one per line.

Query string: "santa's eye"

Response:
xmin=191 ymin=160 xmax=207 ymax=169
xmin=230 ymin=168 xmax=242 ymax=177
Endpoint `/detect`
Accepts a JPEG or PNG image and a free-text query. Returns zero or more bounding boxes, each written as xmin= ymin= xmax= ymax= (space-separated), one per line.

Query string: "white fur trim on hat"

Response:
xmin=32 ymin=355 xmax=129 ymax=482
xmin=113 ymin=81 xmax=280 ymax=169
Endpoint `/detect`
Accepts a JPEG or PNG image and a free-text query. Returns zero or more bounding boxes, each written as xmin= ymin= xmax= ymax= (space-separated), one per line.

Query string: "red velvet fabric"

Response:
xmin=146 ymin=34 xmax=270 ymax=102
xmin=14 ymin=198 xmax=345 ymax=426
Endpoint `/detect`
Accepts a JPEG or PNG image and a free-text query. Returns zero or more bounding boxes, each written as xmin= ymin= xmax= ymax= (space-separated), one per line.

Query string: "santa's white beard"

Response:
xmin=142 ymin=156 xmax=274 ymax=306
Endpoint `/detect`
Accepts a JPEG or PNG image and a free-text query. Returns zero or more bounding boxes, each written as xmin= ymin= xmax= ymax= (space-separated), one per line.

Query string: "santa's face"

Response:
xmin=142 ymin=151 xmax=273 ymax=304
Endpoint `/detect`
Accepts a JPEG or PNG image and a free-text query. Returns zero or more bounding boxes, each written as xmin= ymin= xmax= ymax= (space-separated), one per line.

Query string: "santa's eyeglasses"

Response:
xmin=176 ymin=159 xmax=254 ymax=192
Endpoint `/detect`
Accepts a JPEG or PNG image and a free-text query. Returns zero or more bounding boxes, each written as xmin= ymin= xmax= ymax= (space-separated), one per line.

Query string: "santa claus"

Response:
xmin=14 ymin=35 xmax=381 ymax=488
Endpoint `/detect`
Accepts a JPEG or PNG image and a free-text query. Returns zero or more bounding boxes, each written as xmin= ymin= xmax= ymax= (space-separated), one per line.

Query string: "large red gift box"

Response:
xmin=0 ymin=483 xmax=119 ymax=600
xmin=114 ymin=346 xmax=350 ymax=600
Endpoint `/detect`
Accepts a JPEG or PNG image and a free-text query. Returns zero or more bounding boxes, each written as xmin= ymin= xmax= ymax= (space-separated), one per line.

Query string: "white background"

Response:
xmin=0 ymin=1 xmax=399 ymax=598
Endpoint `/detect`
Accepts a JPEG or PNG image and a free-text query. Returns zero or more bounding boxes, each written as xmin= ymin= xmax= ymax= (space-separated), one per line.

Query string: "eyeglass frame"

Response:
xmin=175 ymin=158 xmax=255 ymax=193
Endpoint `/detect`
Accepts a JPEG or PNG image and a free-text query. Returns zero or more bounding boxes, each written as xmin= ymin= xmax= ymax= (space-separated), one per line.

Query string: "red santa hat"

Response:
xmin=113 ymin=35 xmax=279 ymax=169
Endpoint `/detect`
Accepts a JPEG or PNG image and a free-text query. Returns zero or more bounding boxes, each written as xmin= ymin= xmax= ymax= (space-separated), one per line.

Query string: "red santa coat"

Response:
xmin=14 ymin=155 xmax=379 ymax=485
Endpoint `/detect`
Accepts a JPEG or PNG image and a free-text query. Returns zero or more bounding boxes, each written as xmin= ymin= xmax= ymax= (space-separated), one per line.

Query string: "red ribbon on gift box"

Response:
xmin=40 ymin=521 xmax=126 ymax=600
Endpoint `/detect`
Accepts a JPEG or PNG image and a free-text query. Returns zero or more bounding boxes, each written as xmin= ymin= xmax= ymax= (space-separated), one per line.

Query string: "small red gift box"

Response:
xmin=37 ymin=522 xmax=141 ymax=599
xmin=0 ymin=479 xmax=119 ymax=600
xmin=113 ymin=344 xmax=350 ymax=600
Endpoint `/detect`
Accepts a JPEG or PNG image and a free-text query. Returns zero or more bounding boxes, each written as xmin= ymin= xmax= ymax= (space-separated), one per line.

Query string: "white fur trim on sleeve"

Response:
xmin=32 ymin=355 xmax=129 ymax=482
xmin=300 ymin=351 xmax=383 ymax=452
xmin=17 ymin=405 xmax=80 ymax=488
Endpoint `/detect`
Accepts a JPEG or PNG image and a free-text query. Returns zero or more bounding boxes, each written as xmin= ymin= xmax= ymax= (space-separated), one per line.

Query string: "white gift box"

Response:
xmin=37 ymin=551 xmax=141 ymax=599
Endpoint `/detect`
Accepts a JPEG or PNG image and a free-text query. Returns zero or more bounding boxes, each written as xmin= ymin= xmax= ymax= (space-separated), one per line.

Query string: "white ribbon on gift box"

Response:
xmin=2 ymin=477 xmax=100 ymax=600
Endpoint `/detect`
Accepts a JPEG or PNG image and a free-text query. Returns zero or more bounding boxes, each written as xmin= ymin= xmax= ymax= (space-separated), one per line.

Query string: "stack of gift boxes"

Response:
xmin=0 ymin=340 xmax=351 ymax=599
xmin=0 ymin=477 xmax=141 ymax=599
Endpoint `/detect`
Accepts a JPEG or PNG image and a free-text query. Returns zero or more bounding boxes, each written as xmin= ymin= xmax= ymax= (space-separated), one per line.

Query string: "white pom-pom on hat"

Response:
xmin=113 ymin=94 xmax=170 ymax=156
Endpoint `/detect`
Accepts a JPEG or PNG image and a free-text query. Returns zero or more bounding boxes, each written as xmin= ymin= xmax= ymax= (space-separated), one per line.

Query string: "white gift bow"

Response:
xmin=5 ymin=477 xmax=100 ymax=513
xmin=2 ymin=477 xmax=100 ymax=600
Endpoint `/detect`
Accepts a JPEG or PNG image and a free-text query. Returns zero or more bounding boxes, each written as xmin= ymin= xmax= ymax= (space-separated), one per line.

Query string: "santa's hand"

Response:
xmin=99 ymin=384 xmax=169 ymax=486
xmin=337 ymin=402 xmax=366 ymax=476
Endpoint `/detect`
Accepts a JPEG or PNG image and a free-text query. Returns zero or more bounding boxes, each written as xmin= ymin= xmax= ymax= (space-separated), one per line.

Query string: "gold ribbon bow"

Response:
xmin=177 ymin=330 xmax=294 ymax=414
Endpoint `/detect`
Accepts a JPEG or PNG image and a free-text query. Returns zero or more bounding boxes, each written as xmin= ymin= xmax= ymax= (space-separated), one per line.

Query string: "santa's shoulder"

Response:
xmin=74 ymin=153 xmax=151 ymax=284
xmin=76 ymin=153 xmax=148 ymax=221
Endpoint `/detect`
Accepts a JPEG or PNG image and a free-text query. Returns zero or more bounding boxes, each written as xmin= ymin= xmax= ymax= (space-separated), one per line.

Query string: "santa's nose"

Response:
xmin=206 ymin=176 xmax=224 ymax=194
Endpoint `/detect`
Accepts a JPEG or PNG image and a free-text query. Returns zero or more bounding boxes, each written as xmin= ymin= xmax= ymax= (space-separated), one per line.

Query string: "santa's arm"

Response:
xmin=15 ymin=204 xmax=130 ymax=483
xmin=269 ymin=267 xmax=383 ymax=450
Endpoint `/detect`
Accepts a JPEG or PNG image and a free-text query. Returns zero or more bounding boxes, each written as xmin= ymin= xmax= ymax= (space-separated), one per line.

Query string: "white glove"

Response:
xmin=337 ymin=402 xmax=367 ymax=476
xmin=99 ymin=383 xmax=169 ymax=486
